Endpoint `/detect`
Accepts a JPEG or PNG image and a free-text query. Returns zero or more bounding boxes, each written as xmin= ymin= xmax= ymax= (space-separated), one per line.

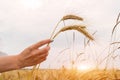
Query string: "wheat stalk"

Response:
xmin=61 ymin=14 xmax=83 ymax=21
xmin=50 ymin=15 xmax=84 ymax=40
xmin=52 ymin=25 xmax=94 ymax=40
xmin=111 ymin=12 xmax=120 ymax=37
xmin=33 ymin=15 xmax=85 ymax=76
xmin=110 ymin=42 xmax=120 ymax=45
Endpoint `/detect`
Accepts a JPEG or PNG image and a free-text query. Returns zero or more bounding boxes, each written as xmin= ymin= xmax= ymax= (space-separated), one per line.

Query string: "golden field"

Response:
xmin=0 ymin=68 xmax=120 ymax=80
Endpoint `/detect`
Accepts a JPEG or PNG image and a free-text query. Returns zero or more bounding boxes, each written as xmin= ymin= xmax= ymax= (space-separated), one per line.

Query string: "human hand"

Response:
xmin=16 ymin=39 xmax=52 ymax=68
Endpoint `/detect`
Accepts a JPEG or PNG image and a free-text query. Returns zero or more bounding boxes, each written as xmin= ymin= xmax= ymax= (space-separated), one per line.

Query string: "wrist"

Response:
xmin=14 ymin=55 xmax=23 ymax=69
xmin=0 ymin=55 xmax=22 ymax=72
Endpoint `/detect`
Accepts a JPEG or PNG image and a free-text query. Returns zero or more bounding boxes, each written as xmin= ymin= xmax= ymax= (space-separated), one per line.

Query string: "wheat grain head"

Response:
xmin=52 ymin=25 xmax=94 ymax=40
xmin=61 ymin=15 xmax=83 ymax=21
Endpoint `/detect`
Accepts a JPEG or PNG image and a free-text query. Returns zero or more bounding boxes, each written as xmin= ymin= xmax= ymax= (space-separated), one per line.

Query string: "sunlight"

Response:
xmin=77 ymin=64 xmax=94 ymax=71
xmin=21 ymin=0 xmax=43 ymax=9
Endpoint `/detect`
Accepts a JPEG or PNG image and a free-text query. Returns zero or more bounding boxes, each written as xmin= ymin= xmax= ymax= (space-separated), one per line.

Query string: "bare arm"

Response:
xmin=0 ymin=39 xmax=52 ymax=73
xmin=0 ymin=55 xmax=20 ymax=72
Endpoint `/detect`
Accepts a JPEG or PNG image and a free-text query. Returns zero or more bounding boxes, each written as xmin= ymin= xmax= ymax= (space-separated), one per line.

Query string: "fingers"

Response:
xmin=31 ymin=46 xmax=50 ymax=59
xmin=30 ymin=39 xmax=52 ymax=49
xmin=35 ymin=57 xmax=47 ymax=64
xmin=18 ymin=39 xmax=52 ymax=67
xmin=31 ymin=47 xmax=50 ymax=65
xmin=35 ymin=46 xmax=50 ymax=56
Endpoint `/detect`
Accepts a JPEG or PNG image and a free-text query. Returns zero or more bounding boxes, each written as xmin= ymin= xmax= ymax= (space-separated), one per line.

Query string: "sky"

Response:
xmin=0 ymin=0 xmax=120 ymax=69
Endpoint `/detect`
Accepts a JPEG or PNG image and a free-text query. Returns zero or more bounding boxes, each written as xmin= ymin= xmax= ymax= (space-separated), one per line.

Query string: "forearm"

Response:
xmin=0 ymin=39 xmax=51 ymax=73
xmin=0 ymin=55 xmax=20 ymax=73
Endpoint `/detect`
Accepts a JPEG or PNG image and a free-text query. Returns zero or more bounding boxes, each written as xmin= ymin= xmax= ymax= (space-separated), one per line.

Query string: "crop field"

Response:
xmin=0 ymin=13 xmax=120 ymax=80
xmin=0 ymin=0 xmax=120 ymax=80
xmin=0 ymin=69 xmax=120 ymax=80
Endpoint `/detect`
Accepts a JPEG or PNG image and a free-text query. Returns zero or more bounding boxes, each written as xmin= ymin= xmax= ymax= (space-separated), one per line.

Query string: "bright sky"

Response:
xmin=0 ymin=0 xmax=120 ymax=69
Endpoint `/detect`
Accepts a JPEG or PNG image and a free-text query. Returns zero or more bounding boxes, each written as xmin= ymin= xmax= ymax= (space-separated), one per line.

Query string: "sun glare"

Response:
xmin=77 ymin=64 xmax=94 ymax=71
xmin=21 ymin=0 xmax=43 ymax=9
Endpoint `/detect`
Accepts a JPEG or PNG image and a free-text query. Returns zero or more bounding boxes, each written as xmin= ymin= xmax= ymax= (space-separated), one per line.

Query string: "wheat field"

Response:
xmin=0 ymin=69 xmax=120 ymax=80
xmin=0 ymin=13 xmax=120 ymax=80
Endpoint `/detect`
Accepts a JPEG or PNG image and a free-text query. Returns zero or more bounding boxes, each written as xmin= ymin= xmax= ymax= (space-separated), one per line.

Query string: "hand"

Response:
xmin=17 ymin=39 xmax=52 ymax=68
